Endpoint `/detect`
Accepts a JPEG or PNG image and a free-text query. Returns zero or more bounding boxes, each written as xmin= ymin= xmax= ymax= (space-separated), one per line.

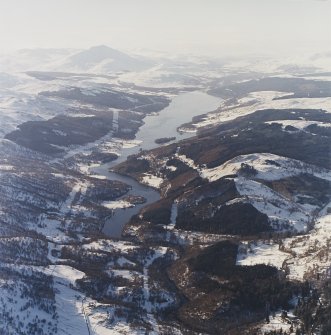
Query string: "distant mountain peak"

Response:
xmin=66 ymin=45 xmax=152 ymax=72
xmin=69 ymin=45 xmax=126 ymax=64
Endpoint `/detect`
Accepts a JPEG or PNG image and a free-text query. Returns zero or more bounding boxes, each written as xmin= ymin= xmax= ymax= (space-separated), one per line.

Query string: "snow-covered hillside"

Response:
xmin=1 ymin=46 xmax=331 ymax=334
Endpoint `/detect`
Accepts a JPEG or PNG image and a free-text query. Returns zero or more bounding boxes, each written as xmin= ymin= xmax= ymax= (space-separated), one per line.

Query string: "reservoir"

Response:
xmin=93 ymin=91 xmax=222 ymax=237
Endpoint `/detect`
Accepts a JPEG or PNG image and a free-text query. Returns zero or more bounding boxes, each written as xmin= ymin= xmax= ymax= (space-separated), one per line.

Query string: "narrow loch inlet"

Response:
xmin=94 ymin=91 xmax=222 ymax=238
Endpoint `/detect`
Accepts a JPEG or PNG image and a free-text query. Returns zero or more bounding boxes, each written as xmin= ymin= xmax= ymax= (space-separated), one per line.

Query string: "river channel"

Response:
xmin=92 ymin=91 xmax=222 ymax=238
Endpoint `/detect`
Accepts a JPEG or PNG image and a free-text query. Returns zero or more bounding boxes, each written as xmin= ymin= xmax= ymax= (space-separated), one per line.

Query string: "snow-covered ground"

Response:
xmin=282 ymin=203 xmax=331 ymax=281
xmin=0 ymin=265 xmax=58 ymax=334
xmin=44 ymin=265 xmax=89 ymax=335
xmin=187 ymin=91 xmax=331 ymax=131
xmin=235 ymin=177 xmax=313 ymax=232
xmin=235 ymin=196 xmax=331 ymax=283
xmin=237 ymin=241 xmax=289 ymax=269
xmin=200 ymin=152 xmax=331 ymax=182
xmin=32 ymin=178 xmax=90 ymax=243
xmin=175 ymin=151 xmax=331 ymax=232
xmin=102 ymin=200 xmax=133 ymax=209
xmin=259 ymin=310 xmax=297 ymax=335
xmin=141 ymin=173 xmax=164 ymax=188
xmin=175 ymin=147 xmax=331 ymax=281
xmin=1 ymin=47 xmax=331 ymax=334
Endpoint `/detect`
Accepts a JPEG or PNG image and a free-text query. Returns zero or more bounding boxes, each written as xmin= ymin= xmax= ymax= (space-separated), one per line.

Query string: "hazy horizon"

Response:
xmin=0 ymin=0 xmax=330 ymax=58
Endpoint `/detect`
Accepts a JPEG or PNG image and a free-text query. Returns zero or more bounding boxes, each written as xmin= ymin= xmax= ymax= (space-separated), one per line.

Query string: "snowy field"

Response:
xmin=187 ymin=91 xmax=331 ymax=131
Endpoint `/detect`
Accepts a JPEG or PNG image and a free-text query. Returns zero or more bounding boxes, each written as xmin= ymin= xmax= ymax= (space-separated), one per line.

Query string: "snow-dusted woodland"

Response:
xmin=0 ymin=45 xmax=331 ymax=334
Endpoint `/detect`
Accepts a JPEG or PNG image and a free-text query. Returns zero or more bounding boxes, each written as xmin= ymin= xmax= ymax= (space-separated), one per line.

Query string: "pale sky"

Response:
xmin=0 ymin=0 xmax=330 ymax=56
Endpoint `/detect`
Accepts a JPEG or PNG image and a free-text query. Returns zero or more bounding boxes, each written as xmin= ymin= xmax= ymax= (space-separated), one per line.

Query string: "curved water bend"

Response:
xmin=94 ymin=91 xmax=222 ymax=238
xmin=92 ymin=165 xmax=160 ymax=238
